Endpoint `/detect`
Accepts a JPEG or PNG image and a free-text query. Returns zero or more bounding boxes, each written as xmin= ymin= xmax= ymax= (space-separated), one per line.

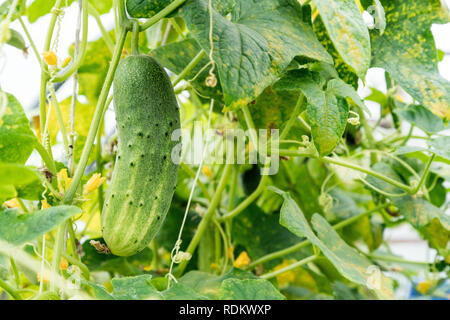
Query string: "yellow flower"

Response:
xmin=416 ymin=281 xmax=433 ymax=295
xmin=59 ymin=258 xmax=69 ymax=271
xmin=41 ymin=198 xmax=51 ymax=209
xmin=57 ymin=169 xmax=72 ymax=193
xmin=37 ymin=271 xmax=51 ymax=283
xmin=273 ymin=260 xmax=296 ymax=287
xmin=202 ymin=166 xmax=213 ymax=178
xmin=234 ymin=251 xmax=251 ymax=269
xmin=143 ymin=265 xmax=152 ymax=272
xmin=83 ymin=173 xmax=106 ymax=194
xmin=61 ymin=56 xmax=72 ymax=68
xmin=4 ymin=198 xmax=21 ymax=209
xmin=42 ymin=51 xmax=58 ymax=66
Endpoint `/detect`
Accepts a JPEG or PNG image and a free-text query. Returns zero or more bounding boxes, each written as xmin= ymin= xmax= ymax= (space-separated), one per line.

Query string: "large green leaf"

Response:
xmin=0 ymin=206 xmax=81 ymax=245
xmin=272 ymin=187 xmax=394 ymax=299
xmin=395 ymin=104 xmax=446 ymax=134
xmin=371 ymin=0 xmax=450 ymax=119
xmin=111 ymin=275 xmax=163 ymax=300
xmin=161 ymin=283 xmax=209 ymax=300
xmin=312 ymin=0 xmax=371 ymax=78
xmin=180 ymin=0 xmax=332 ymax=109
xmin=0 ymin=93 xmax=37 ymax=164
xmin=178 ymin=268 xmax=257 ymax=299
xmin=218 ymin=279 xmax=286 ymax=300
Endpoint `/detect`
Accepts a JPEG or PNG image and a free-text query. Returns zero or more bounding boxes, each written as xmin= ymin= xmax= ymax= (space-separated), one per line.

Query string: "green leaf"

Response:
xmin=395 ymin=105 xmax=445 ymax=133
xmin=271 ymin=187 xmax=394 ymax=299
xmin=111 ymin=275 xmax=163 ymax=300
xmin=0 ymin=206 xmax=81 ymax=245
xmin=327 ymin=78 xmax=370 ymax=114
xmin=161 ymin=283 xmax=209 ymax=300
xmin=180 ymin=0 xmax=332 ymax=109
xmin=0 ymin=93 xmax=37 ymax=164
xmin=0 ymin=163 xmax=42 ymax=203
xmin=370 ymin=0 xmax=450 ymax=120
xmin=429 ymin=136 xmax=450 ymax=161
xmin=394 ymin=196 xmax=450 ymax=250
xmin=312 ymin=0 xmax=371 ymax=78
xmin=218 ymin=279 xmax=286 ymax=300
xmin=150 ymin=38 xmax=224 ymax=105
xmin=307 ymin=94 xmax=349 ymax=156
xmin=394 ymin=196 xmax=450 ymax=231
xmin=90 ymin=0 xmax=113 ymax=14
xmin=127 ymin=0 xmax=172 ymax=18
xmin=27 ymin=0 xmax=75 ymax=23
xmin=179 ymin=268 xmax=257 ymax=299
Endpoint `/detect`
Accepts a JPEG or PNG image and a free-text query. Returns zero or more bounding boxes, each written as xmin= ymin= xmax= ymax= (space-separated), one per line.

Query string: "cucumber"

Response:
xmin=126 ymin=0 xmax=173 ymax=18
xmin=101 ymin=55 xmax=180 ymax=257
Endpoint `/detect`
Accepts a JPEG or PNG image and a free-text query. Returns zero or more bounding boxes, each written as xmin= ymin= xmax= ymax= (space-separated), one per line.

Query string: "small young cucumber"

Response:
xmin=101 ymin=55 xmax=180 ymax=256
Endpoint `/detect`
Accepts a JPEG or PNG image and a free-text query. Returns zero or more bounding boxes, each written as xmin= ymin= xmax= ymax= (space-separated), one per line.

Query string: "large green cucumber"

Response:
xmin=126 ymin=0 xmax=173 ymax=18
xmin=101 ymin=55 xmax=180 ymax=257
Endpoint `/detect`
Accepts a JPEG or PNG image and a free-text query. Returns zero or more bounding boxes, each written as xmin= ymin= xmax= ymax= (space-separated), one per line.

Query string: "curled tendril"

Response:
xmin=170 ymin=239 xmax=192 ymax=264
xmin=205 ymin=73 xmax=217 ymax=88
xmin=347 ymin=111 xmax=360 ymax=126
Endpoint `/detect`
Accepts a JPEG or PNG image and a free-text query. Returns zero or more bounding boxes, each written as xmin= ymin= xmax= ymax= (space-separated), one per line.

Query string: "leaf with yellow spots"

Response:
xmin=180 ymin=0 xmax=332 ymax=109
xmin=0 ymin=93 xmax=37 ymax=164
xmin=312 ymin=0 xmax=371 ymax=78
xmin=371 ymin=0 xmax=450 ymax=120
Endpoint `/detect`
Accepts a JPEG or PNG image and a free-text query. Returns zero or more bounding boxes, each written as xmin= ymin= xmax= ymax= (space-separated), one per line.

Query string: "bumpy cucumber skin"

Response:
xmin=102 ymin=55 xmax=180 ymax=257
xmin=126 ymin=0 xmax=173 ymax=18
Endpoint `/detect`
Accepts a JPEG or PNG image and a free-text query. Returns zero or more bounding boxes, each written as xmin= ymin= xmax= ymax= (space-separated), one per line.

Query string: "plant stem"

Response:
xmin=172 ymin=50 xmax=206 ymax=86
xmin=279 ymin=94 xmax=304 ymax=140
xmin=63 ymin=29 xmax=127 ymax=204
xmin=67 ymin=220 xmax=79 ymax=260
xmin=9 ymin=258 xmax=20 ymax=288
xmin=180 ymin=163 xmax=211 ymax=201
xmin=322 ymin=156 xmax=412 ymax=192
xmin=50 ymin=223 xmax=65 ymax=291
xmin=18 ymin=16 xmax=42 ymax=64
xmin=412 ymin=153 xmax=436 ymax=194
xmin=52 ymin=0 xmax=89 ymax=83
xmin=88 ymin=2 xmax=114 ymax=53
xmin=96 ymin=125 xmax=105 ymax=211
xmin=0 ymin=278 xmax=22 ymax=300
xmin=261 ymin=255 xmax=317 ymax=280
xmin=140 ymin=0 xmax=187 ymax=31
xmin=175 ymin=163 xmax=233 ymax=277
xmin=48 ymin=84 xmax=70 ymax=158
xmin=131 ymin=20 xmax=140 ymax=55
xmin=247 ymin=204 xmax=388 ymax=269
xmin=34 ymin=141 xmax=57 ymax=174
xmin=39 ymin=0 xmax=64 ymax=144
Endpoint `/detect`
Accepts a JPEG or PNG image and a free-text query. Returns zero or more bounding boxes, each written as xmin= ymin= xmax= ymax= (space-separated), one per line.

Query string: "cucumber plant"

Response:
xmin=0 ymin=0 xmax=449 ymax=301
